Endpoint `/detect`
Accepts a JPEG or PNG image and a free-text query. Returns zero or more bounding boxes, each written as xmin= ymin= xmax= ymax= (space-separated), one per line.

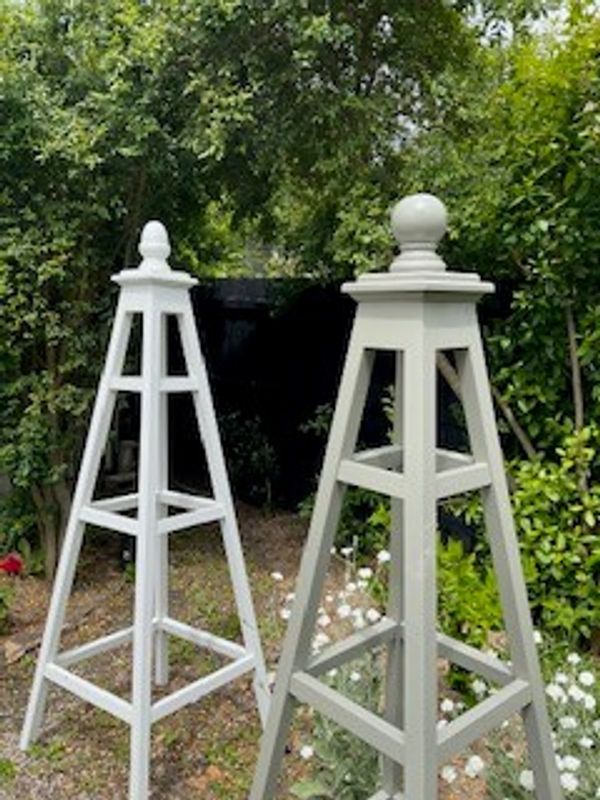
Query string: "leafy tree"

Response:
xmin=2 ymin=0 xmax=519 ymax=574
xmin=402 ymin=3 xmax=600 ymax=461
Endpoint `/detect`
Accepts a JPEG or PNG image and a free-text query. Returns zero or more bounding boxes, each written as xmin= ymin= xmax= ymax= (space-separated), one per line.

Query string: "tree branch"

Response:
xmin=436 ymin=351 xmax=538 ymax=461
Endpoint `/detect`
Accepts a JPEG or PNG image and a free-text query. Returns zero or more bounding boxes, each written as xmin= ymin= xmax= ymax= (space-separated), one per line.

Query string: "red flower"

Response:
xmin=0 ymin=553 xmax=23 ymax=576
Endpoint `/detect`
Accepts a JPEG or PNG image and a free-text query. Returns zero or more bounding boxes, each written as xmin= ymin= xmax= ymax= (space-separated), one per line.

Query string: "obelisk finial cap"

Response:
xmin=390 ymin=192 xmax=448 ymax=272
xmin=139 ymin=220 xmax=171 ymax=272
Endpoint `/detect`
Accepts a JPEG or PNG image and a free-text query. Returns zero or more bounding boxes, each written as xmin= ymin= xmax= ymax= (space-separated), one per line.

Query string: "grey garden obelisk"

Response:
xmin=20 ymin=222 xmax=270 ymax=800
xmin=249 ymin=194 xmax=562 ymax=799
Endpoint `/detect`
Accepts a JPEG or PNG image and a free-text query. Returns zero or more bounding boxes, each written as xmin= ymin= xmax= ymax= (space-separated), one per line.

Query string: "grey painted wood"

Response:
xmin=249 ymin=334 xmax=374 ymax=798
xmin=249 ymin=193 xmax=562 ymax=799
xmin=290 ymin=672 xmax=405 ymax=765
xmin=457 ymin=335 xmax=563 ymax=798
xmin=382 ymin=353 xmax=404 ymax=796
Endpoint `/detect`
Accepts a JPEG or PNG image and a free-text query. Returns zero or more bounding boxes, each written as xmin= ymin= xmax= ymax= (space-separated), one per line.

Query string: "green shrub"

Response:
xmin=512 ymin=427 xmax=600 ymax=641
xmin=290 ymin=655 xmax=380 ymax=800
xmin=452 ymin=426 xmax=600 ymax=643
xmin=437 ymin=537 xmax=504 ymax=651
xmin=0 ymin=580 xmax=14 ymax=635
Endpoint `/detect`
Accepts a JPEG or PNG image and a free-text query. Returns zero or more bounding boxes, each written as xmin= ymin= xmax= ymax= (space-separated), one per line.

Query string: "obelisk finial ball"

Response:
xmin=391 ymin=193 xmax=447 ymax=248
xmin=389 ymin=193 xmax=448 ymax=272
xmin=139 ymin=220 xmax=171 ymax=263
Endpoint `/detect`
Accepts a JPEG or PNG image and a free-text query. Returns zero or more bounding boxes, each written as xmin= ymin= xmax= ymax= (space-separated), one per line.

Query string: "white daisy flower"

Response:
xmin=560 ymin=772 xmax=579 ymax=793
xmin=270 ymin=571 xmax=284 ymax=581
xmin=441 ymin=765 xmax=458 ymax=784
xmin=519 ymin=769 xmax=535 ymax=791
xmin=579 ymin=671 xmax=595 ymax=687
xmin=559 ymin=716 xmax=578 ymax=730
xmin=464 ymin=754 xmax=485 ymax=778
xmin=440 ymin=698 xmax=455 ymax=714
xmin=299 ymin=745 xmax=314 ymax=760
xmin=377 ymin=549 xmax=391 ymax=563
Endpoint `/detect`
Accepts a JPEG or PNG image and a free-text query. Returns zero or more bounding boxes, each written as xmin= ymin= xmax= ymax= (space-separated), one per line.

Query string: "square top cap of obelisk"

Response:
xmin=112 ymin=220 xmax=197 ymax=288
xmin=343 ymin=192 xmax=493 ymax=299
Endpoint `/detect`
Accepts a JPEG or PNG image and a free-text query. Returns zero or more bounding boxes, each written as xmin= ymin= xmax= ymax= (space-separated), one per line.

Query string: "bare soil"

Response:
xmin=0 ymin=505 xmax=486 ymax=799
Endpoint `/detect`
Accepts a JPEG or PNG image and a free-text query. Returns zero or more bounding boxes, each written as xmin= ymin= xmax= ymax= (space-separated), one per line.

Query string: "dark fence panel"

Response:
xmin=167 ymin=277 xmax=512 ymax=510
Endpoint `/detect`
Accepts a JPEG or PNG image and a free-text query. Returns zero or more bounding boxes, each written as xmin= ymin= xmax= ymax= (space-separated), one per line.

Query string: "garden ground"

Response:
xmin=1 ymin=505 xmax=488 ymax=799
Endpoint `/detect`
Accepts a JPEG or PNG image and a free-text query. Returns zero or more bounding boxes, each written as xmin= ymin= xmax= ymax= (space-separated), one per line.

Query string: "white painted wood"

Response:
xmin=92 ymin=493 xmax=139 ymax=512
xmin=110 ymin=376 xmax=143 ymax=392
xmin=158 ymin=489 xmax=206 ymax=509
xmin=56 ymin=627 xmax=134 ymax=667
xmin=21 ymin=220 xmax=270 ymax=800
xmin=44 ymin=663 xmax=132 ymax=724
xmin=155 ymin=311 xmax=170 ymax=686
xmin=160 ymin=617 xmax=247 ymax=660
xmin=79 ymin=505 xmax=139 ymax=535
xmin=151 ymin=654 xmax=255 ymax=723
xmin=156 ymin=503 xmax=225 ymax=534
xmin=250 ymin=193 xmax=561 ymax=799
xmin=178 ymin=309 xmax=271 ymax=726
xmin=20 ymin=299 xmax=132 ymax=750
xmin=159 ymin=376 xmax=196 ymax=392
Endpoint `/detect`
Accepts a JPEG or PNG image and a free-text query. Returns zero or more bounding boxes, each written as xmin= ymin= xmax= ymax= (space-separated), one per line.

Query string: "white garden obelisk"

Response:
xmin=20 ymin=221 xmax=270 ymax=799
xmin=249 ymin=194 xmax=562 ymax=799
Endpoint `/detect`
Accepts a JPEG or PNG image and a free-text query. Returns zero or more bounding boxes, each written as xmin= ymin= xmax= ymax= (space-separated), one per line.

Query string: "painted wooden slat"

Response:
xmin=290 ymin=672 xmax=405 ymax=766
xmin=45 ymin=663 xmax=132 ymax=724
xmin=338 ymin=459 xmax=405 ymax=498
xmin=159 ymin=617 xmax=247 ymax=660
xmin=158 ymin=490 xmax=219 ymax=511
xmin=437 ymin=679 xmax=531 ymax=764
xmin=151 ymin=654 xmax=255 ymax=723
xmin=91 ymin=493 xmax=139 ymax=512
xmin=156 ymin=503 xmax=225 ymax=534
xmin=20 ymin=301 xmax=133 ymax=751
xmin=435 ymin=447 xmax=473 ymax=470
xmin=56 ymin=627 xmax=134 ymax=667
xmin=159 ymin=377 xmax=196 ymax=393
xmin=79 ymin=505 xmax=139 ymax=535
xmin=110 ymin=376 xmax=143 ymax=392
xmin=437 ymin=632 xmax=514 ymax=686
xmin=306 ymin=618 xmax=398 ymax=676
xmin=352 ymin=444 xmax=403 ymax=469
xmin=435 ymin=462 xmax=491 ymax=499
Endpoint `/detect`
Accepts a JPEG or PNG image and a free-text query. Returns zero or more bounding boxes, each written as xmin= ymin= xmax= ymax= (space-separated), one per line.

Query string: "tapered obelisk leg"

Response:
xmin=177 ymin=307 xmax=271 ymax=725
xmin=250 ymin=323 xmax=374 ymax=799
xmin=457 ymin=329 xmax=563 ymax=800
xmin=154 ymin=313 xmax=169 ymax=686
xmin=20 ymin=300 xmax=132 ymax=750
xmin=402 ymin=335 xmax=438 ymax=800
xmin=129 ymin=298 xmax=161 ymax=800
xmin=381 ymin=351 xmax=405 ymax=797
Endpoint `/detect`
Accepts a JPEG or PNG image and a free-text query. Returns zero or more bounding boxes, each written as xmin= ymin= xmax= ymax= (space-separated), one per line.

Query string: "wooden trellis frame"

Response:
xmin=20 ymin=221 xmax=270 ymax=800
xmin=249 ymin=194 xmax=563 ymax=800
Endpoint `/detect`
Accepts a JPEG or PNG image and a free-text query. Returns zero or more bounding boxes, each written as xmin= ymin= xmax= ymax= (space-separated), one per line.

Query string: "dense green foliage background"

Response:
xmin=2 ymin=0 xmax=600 ymax=646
